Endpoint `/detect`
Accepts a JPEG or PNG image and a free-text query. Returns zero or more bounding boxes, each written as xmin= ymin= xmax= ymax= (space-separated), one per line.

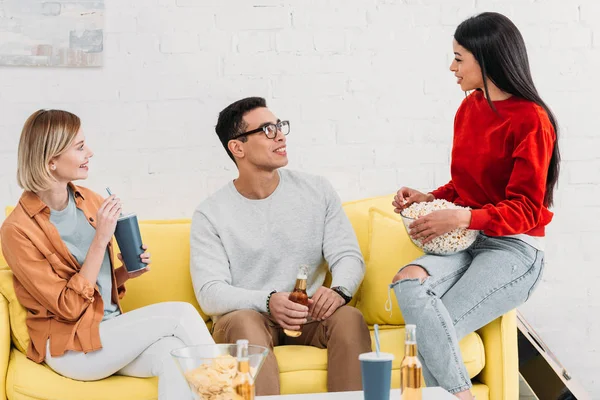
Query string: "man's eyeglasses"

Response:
xmin=232 ymin=120 xmax=290 ymax=140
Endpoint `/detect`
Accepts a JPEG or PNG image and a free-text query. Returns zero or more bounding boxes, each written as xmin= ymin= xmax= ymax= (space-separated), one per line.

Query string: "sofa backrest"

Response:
xmin=341 ymin=194 xmax=396 ymax=259
xmin=119 ymin=195 xmax=396 ymax=321
xmin=0 ymin=195 xmax=398 ymax=325
xmin=117 ymin=219 xmax=208 ymax=320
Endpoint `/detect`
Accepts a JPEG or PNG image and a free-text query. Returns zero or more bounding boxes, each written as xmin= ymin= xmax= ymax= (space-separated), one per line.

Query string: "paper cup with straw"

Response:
xmin=106 ymin=187 xmax=146 ymax=272
xmin=359 ymin=323 xmax=394 ymax=400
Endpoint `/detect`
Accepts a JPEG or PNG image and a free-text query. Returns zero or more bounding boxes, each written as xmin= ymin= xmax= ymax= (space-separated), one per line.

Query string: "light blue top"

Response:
xmin=49 ymin=189 xmax=120 ymax=321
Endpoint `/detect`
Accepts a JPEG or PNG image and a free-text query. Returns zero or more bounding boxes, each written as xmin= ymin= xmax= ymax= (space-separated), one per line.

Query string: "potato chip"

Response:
xmin=184 ymin=354 xmax=247 ymax=399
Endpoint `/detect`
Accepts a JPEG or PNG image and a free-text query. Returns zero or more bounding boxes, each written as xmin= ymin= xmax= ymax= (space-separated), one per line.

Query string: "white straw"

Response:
xmin=106 ymin=187 xmax=124 ymax=217
xmin=374 ymin=324 xmax=381 ymax=357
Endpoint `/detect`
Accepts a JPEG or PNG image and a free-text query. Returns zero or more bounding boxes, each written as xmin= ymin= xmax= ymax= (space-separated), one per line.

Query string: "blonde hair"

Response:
xmin=17 ymin=109 xmax=81 ymax=192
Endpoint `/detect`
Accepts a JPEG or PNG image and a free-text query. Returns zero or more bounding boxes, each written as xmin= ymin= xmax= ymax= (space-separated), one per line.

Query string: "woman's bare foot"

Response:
xmin=454 ymin=389 xmax=475 ymax=400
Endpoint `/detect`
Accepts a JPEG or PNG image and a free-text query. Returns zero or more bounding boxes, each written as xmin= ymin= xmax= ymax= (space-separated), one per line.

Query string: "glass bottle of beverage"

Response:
xmin=283 ymin=265 xmax=309 ymax=338
xmin=234 ymin=339 xmax=255 ymax=400
xmin=400 ymin=324 xmax=422 ymax=400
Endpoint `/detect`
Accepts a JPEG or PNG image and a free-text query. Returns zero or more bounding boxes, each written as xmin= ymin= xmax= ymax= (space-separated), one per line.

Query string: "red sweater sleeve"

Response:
xmin=431 ymin=180 xmax=458 ymax=202
xmin=469 ymin=122 xmax=555 ymax=235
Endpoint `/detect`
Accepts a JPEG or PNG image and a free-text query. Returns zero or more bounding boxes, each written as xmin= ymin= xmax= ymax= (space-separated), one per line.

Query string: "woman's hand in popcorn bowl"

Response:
xmin=399 ymin=199 xmax=479 ymax=255
xmin=409 ymin=208 xmax=472 ymax=244
xmin=392 ymin=187 xmax=434 ymax=213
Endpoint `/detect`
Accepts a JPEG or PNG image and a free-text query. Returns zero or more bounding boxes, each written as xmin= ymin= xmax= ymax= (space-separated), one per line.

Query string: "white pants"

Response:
xmin=45 ymin=302 xmax=214 ymax=400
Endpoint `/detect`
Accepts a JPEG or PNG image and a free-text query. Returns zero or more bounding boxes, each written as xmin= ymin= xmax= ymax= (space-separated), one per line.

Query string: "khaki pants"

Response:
xmin=212 ymin=306 xmax=372 ymax=395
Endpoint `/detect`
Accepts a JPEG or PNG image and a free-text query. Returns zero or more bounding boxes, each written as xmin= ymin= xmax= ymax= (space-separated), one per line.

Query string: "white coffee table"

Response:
xmin=258 ymin=387 xmax=454 ymax=399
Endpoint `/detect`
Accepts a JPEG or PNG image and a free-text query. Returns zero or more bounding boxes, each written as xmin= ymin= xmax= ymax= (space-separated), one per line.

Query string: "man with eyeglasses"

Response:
xmin=190 ymin=97 xmax=371 ymax=395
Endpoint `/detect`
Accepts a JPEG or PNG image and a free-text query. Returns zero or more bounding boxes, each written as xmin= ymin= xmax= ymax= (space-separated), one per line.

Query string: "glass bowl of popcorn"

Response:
xmin=400 ymin=199 xmax=479 ymax=255
xmin=171 ymin=343 xmax=269 ymax=400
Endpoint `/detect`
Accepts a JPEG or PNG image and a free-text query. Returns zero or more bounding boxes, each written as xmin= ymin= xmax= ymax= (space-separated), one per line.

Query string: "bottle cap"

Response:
xmin=297 ymin=265 xmax=308 ymax=279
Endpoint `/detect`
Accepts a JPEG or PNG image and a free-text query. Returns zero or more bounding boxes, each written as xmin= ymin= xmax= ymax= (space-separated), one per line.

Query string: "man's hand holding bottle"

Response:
xmin=269 ymin=286 xmax=346 ymax=330
xmin=269 ymin=292 xmax=310 ymax=331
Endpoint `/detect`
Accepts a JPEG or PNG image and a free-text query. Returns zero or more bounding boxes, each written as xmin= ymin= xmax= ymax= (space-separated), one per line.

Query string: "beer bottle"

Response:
xmin=283 ymin=265 xmax=309 ymax=338
xmin=400 ymin=324 xmax=423 ymax=400
xmin=234 ymin=339 xmax=255 ymax=400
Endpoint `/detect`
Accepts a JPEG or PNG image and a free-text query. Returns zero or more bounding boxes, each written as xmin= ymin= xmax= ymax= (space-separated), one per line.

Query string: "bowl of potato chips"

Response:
xmin=171 ymin=343 xmax=269 ymax=400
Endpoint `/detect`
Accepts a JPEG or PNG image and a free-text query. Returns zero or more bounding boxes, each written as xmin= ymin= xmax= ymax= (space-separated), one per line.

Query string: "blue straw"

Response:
xmin=374 ymin=324 xmax=381 ymax=357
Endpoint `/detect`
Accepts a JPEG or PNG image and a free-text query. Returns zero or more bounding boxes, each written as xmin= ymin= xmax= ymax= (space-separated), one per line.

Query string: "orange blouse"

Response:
xmin=0 ymin=184 xmax=128 ymax=363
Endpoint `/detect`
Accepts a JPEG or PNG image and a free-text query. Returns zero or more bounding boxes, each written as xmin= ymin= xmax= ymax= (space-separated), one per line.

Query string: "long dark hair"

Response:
xmin=455 ymin=12 xmax=560 ymax=207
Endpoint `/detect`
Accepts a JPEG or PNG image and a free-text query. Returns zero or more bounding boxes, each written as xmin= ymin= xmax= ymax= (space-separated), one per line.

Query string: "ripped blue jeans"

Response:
xmin=390 ymin=234 xmax=544 ymax=394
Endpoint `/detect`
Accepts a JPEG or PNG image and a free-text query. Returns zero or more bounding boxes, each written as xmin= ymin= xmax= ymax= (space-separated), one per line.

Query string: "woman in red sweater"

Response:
xmin=391 ymin=12 xmax=559 ymax=400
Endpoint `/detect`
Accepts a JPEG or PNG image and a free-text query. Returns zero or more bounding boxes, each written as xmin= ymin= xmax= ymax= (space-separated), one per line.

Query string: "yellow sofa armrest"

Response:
xmin=476 ymin=310 xmax=519 ymax=400
xmin=0 ymin=294 xmax=10 ymax=400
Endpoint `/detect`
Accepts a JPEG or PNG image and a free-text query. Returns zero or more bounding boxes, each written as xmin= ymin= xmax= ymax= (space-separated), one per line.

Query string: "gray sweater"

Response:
xmin=190 ymin=169 xmax=365 ymax=318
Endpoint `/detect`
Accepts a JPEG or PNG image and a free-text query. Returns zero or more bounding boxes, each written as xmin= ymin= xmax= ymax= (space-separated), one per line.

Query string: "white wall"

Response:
xmin=1 ymin=0 xmax=598 ymax=395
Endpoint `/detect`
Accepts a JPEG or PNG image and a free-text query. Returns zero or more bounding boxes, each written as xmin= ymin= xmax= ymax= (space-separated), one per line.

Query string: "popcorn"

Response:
xmin=184 ymin=355 xmax=244 ymax=400
xmin=401 ymin=199 xmax=479 ymax=255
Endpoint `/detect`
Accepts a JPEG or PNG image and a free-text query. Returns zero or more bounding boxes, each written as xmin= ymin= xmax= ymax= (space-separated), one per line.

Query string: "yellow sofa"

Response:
xmin=0 ymin=194 xmax=518 ymax=400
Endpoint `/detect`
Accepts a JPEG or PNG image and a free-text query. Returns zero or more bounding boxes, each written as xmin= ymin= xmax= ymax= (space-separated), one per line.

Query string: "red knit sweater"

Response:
xmin=431 ymin=90 xmax=556 ymax=237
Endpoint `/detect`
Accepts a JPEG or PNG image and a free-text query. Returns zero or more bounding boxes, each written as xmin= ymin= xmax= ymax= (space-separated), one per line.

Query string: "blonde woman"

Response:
xmin=0 ymin=109 xmax=213 ymax=400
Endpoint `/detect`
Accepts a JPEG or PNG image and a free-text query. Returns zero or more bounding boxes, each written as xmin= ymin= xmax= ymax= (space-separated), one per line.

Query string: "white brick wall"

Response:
xmin=1 ymin=0 xmax=599 ymax=395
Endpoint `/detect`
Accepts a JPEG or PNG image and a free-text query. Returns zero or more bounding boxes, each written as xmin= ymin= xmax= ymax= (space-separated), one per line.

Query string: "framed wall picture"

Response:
xmin=0 ymin=1 xmax=104 ymax=67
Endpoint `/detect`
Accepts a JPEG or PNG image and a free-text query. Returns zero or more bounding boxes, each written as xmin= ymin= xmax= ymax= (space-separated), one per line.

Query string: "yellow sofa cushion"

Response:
xmin=273 ymin=325 xmax=485 ymax=394
xmin=275 ymin=327 xmax=486 ymax=376
xmin=6 ymin=349 xmax=157 ymax=400
xmin=0 ymin=270 xmax=29 ymax=354
xmin=274 ymin=345 xmax=328 ymax=373
xmin=279 ymin=369 xmax=328 ymax=395
xmin=374 ymin=326 xmax=485 ymax=379
xmin=1 ymin=294 xmax=10 ymax=399
xmin=341 ymin=195 xmax=395 ymax=260
xmin=118 ymin=219 xmax=211 ymax=325
xmin=355 ymin=207 xmax=424 ymax=326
